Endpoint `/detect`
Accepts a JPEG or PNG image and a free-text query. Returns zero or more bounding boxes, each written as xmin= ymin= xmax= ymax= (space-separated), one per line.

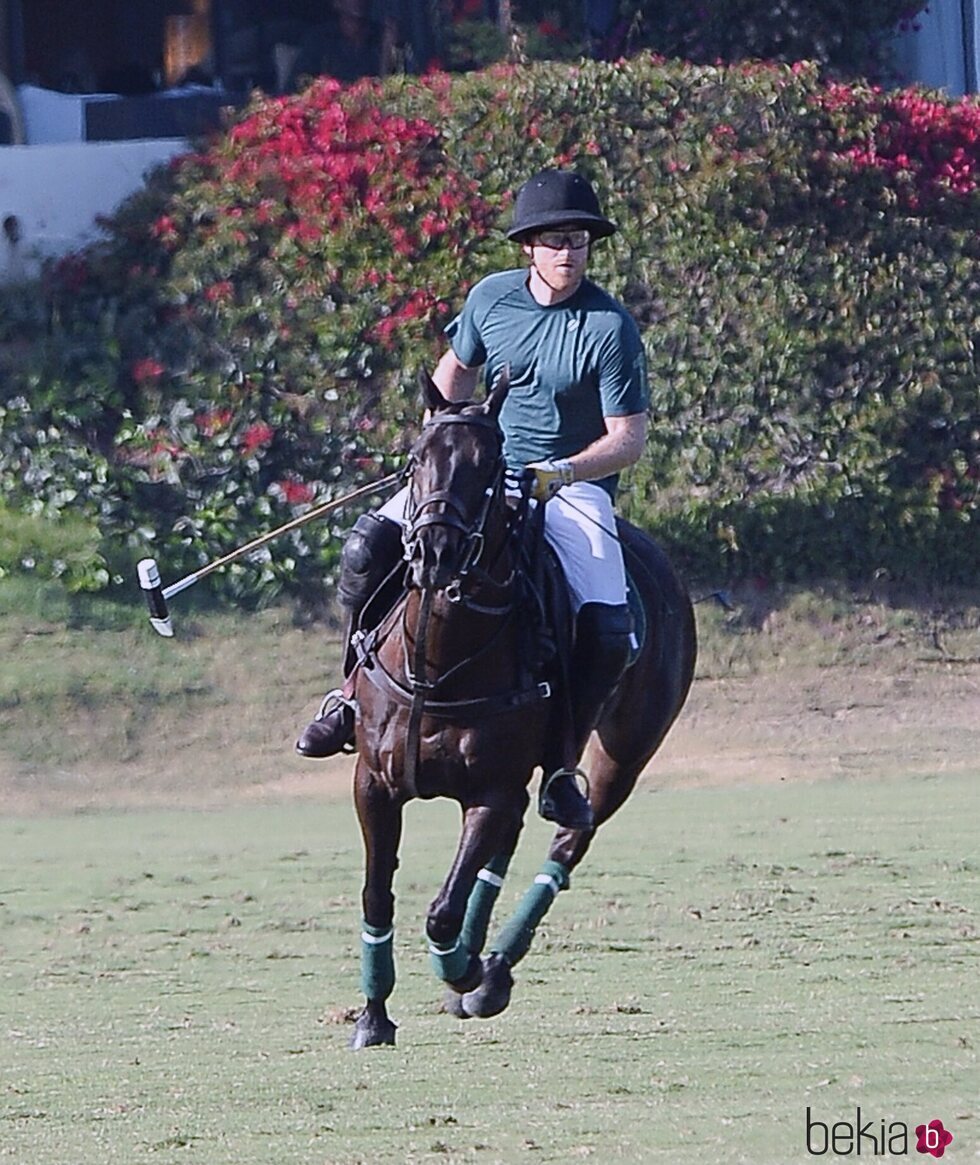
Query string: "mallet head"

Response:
xmin=137 ymin=558 xmax=174 ymax=637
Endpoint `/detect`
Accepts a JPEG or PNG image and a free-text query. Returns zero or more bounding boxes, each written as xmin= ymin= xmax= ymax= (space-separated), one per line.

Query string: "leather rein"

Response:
xmin=402 ymin=411 xmax=514 ymax=611
xmin=361 ymin=410 xmax=550 ymax=784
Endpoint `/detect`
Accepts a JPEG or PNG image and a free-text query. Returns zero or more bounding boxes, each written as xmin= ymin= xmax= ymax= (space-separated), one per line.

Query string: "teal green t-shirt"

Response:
xmin=445 ymin=269 xmax=649 ymax=497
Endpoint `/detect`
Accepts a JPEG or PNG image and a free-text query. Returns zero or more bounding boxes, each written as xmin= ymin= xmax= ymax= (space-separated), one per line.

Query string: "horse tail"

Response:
xmin=593 ymin=520 xmax=697 ymax=763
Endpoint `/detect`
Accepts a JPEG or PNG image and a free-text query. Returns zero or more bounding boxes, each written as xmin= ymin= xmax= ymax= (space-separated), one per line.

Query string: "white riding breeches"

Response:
xmin=378 ymin=480 xmax=627 ymax=612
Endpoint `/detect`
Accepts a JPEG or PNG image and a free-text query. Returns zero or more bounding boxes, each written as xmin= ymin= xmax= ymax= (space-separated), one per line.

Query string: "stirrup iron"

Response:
xmin=538 ymin=767 xmax=594 ymax=830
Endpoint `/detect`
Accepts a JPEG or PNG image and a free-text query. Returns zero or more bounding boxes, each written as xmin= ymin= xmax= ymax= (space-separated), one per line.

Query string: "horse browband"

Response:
xmin=407 ymin=410 xmax=505 ymax=542
xmin=421 ymin=409 xmax=500 ymax=432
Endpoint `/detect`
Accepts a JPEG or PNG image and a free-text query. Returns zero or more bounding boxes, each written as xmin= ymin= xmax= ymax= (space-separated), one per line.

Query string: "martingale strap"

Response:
xmin=403 ymin=587 xmax=433 ymax=789
xmin=381 ymin=408 xmax=548 ymax=779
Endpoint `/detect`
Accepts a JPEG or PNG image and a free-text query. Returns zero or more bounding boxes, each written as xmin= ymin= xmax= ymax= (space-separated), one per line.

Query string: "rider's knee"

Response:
xmin=338 ymin=513 xmax=404 ymax=611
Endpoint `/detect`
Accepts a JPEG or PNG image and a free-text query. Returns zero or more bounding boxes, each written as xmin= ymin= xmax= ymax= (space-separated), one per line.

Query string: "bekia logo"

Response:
xmin=806 ymin=1108 xmax=954 ymax=1157
xmin=916 ymin=1120 xmax=954 ymax=1158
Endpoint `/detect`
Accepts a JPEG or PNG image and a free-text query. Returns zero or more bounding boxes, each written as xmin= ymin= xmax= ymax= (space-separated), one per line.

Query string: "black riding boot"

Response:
xmin=296 ymin=513 xmax=404 ymax=758
xmin=539 ymin=602 xmax=633 ymax=830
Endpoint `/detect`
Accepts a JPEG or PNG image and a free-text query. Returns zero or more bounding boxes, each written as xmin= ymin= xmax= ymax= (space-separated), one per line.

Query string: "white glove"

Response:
xmin=526 ymin=459 xmax=575 ymax=501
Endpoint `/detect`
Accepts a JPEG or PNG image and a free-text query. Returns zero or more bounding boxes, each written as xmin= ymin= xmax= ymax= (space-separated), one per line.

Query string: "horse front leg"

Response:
xmin=349 ymin=757 xmax=405 ymax=1050
xmin=459 ymin=839 xmax=518 ymax=958
xmin=440 ymin=822 xmax=523 ymax=1020
xmin=427 ymin=803 xmax=523 ymax=994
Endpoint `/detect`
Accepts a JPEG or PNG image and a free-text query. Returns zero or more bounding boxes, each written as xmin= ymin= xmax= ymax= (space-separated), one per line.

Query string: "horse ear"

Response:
xmin=418 ymin=367 xmax=448 ymax=413
xmin=484 ymin=366 xmax=510 ymax=422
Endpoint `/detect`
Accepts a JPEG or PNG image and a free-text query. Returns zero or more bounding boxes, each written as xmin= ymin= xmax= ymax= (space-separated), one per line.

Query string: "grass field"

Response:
xmin=1 ymin=582 xmax=978 ymax=1163
xmin=3 ymin=775 xmax=978 ymax=1164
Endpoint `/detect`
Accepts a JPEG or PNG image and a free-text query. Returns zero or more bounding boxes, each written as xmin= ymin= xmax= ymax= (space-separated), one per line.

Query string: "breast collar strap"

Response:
xmin=404 ymin=456 xmax=506 ymax=578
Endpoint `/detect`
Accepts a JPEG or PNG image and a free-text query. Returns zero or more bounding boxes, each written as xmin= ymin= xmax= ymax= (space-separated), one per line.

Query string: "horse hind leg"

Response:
xmin=462 ymin=558 xmax=697 ymax=1020
xmin=461 ymin=857 xmax=570 ymax=1018
xmin=462 ymin=753 xmax=649 ymax=1020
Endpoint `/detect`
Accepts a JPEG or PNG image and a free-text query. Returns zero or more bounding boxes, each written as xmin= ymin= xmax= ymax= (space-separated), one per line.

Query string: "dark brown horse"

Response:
xmin=347 ymin=371 xmax=697 ymax=1048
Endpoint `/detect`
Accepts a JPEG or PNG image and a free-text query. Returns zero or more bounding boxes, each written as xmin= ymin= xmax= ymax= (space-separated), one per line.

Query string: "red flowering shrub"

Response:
xmin=131 ymin=358 xmax=165 ymax=384
xmin=13 ymin=76 xmax=501 ymax=600
xmin=809 ymin=84 xmax=980 ymax=219
xmin=0 ymin=55 xmax=975 ymax=598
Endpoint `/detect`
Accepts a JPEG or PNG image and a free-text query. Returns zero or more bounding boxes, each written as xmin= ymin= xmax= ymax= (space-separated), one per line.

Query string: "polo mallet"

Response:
xmin=137 ymin=471 xmax=402 ymax=637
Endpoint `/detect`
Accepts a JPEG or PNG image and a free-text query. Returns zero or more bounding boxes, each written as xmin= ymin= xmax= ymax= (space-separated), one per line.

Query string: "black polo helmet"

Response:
xmin=506 ymin=169 xmax=617 ymax=242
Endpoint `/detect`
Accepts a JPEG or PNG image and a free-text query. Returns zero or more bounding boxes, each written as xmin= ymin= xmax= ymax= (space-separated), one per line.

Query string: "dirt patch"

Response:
xmin=3 ymin=588 xmax=977 ymax=816
xmin=4 ymin=658 xmax=976 ymax=816
xmin=647 ymin=657 xmax=979 ymax=789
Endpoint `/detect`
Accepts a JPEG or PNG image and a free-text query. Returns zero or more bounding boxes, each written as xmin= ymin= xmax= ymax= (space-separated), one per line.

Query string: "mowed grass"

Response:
xmin=2 ymin=774 xmax=977 ymax=1164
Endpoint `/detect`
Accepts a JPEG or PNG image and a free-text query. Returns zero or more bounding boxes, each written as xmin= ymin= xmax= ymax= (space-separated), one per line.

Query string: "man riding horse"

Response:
xmin=297 ymin=168 xmax=649 ymax=833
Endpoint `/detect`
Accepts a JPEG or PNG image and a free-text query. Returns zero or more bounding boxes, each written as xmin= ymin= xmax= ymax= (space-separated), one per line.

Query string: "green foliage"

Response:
xmin=634 ymin=0 xmax=928 ymax=79
xmin=452 ymin=1 xmax=928 ymax=78
xmin=1 ymin=56 xmax=977 ymax=599
xmin=1 ymin=78 xmax=503 ymax=604
xmin=0 ymin=501 xmax=111 ymax=593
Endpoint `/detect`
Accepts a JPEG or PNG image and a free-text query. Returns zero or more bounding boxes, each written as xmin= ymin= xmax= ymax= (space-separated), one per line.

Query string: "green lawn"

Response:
xmin=2 ymin=773 xmax=977 ymax=1164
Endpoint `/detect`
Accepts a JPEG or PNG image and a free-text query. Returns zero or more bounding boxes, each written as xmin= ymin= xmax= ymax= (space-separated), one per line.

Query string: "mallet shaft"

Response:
xmin=162 ymin=573 xmax=202 ymax=601
xmin=165 ymin=472 xmax=401 ymax=591
xmin=139 ymin=470 xmax=403 ymax=636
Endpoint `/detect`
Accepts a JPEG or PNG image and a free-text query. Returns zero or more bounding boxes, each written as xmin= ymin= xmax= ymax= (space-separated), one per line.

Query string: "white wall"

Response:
xmin=891 ymin=0 xmax=977 ymax=95
xmin=0 ymin=138 xmax=187 ymax=282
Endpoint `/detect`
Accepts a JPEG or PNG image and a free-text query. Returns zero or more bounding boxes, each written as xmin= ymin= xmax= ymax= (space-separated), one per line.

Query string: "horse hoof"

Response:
xmin=441 ymin=989 xmax=470 ymax=1020
xmin=462 ymin=953 xmax=513 ymax=1019
xmin=448 ymin=951 xmax=483 ymax=994
xmin=348 ymin=1008 xmax=398 ymax=1049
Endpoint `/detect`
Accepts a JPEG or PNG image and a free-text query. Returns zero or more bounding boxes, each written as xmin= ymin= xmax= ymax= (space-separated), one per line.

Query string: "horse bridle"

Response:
xmin=402 ymin=411 xmax=508 ymax=597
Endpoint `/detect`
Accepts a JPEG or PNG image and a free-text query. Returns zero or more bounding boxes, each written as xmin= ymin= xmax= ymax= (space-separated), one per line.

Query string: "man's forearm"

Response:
xmin=566 ymin=413 xmax=648 ymax=482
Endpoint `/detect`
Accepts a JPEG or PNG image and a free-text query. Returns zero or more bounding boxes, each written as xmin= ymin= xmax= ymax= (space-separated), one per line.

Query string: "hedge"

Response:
xmin=0 ymin=55 xmax=976 ymax=600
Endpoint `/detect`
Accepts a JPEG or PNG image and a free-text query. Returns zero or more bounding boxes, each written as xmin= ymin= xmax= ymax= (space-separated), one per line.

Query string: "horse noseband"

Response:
xmin=404 ymin=481 xmax=500 ymax=586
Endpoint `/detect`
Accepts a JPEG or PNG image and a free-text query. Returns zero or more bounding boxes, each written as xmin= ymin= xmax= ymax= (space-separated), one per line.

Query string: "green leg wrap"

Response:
xmin=427 ymin=933 xmax=474 ymax=984
xmin=491 ymin=859 xmax=570 ymax=968
xmin=360 ymin=920 xmax=395 ymax=1001
xmin=459 ymin=851 xmax=513 ymax=957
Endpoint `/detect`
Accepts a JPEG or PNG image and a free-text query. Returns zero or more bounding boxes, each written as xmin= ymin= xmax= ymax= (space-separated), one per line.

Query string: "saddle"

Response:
xmin=352 ymin=501 xmax=644 ymax=759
